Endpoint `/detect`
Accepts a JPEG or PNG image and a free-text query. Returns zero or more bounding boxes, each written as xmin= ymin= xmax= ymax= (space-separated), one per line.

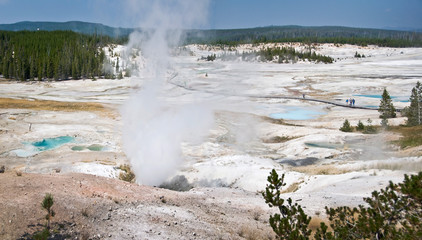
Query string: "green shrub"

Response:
xmin=262 ymin=170 xmax=312 ymax=239
xmin=33 ymin=193 xmax=55 ymax=240
xmin=339 ymin=119 xmax=353 ymax=132
xmin=33 ymin=228 xmax=50 ymax=240
xmin=119 ymin=164 xmax=136 ymax=183
xmin=363 ymin=118 xmax=377 ymax=134
xmin=356 ymin=120 xmax=365 ymax=131
xmin=41 ymin=193 xmax=55 ymax=230
xmin=263 ymin=170 xmax=422 ymax=239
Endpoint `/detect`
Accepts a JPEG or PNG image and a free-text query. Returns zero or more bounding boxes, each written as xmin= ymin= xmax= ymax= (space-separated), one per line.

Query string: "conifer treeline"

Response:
xmin=0 ymin=30 xmax=114 ymax=80
xmin=257 ymin=46 xmax=333 ymax=63
xmin=185 ymin=26 xmax=422 ymax=47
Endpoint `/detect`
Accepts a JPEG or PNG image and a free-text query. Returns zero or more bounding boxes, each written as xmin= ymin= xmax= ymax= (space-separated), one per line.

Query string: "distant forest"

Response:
xmin=184 ymin=26 xmax=422 ymax=47
xmin=1 ymin=21 xmax=422 ymax=47
xmin=0 ymin=30 xmax=114 ymax=80
xmin=1 ymin=22 xmax=422 ymax=81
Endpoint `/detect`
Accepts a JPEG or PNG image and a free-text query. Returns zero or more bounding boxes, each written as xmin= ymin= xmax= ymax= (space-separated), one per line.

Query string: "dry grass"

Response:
xmin=308 ymin=216 xmax=333 ymax=237
xmin=0 ymin=97 xmax=111 ymax=115
xmin=237 ymin=225 xmax=274 ymax=240
xmin=292 ymin=165 xmax=351 ymax=175
xmin=365 ymin=160 xmax=422 ymax=172
xmin=281 ymin=180 xmax=304 ymax=193
xmin=118 ymin=164 xmax=136 ymax=183
xmin=389 ymin=125 xmax=422 ymax=149
xmin=262 ymin=136 xmax=295 ymax=144
xmin=261 ymin=116 xmax=300 ymax=127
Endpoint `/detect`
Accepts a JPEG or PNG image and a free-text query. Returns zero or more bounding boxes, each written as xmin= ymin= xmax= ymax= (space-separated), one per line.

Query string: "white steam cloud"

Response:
xmin=121 ymin=0 xmax=212 ymax=186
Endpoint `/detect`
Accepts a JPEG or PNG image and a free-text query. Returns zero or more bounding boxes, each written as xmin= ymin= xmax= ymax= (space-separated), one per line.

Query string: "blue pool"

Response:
xmin=269 ymin=107 xmax=326 ymax=120
xmin=353 ymin=94 xmax=409 ymax=102
xmin=11 ymin=136 xmax=75 ymax=157
xmin=31 ymin=136 xmax=75 ymax=151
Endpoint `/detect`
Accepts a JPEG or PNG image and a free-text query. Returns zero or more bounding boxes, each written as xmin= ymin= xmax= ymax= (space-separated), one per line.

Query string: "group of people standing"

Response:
xmin=346 ymin=98 xmax=356 ymax=106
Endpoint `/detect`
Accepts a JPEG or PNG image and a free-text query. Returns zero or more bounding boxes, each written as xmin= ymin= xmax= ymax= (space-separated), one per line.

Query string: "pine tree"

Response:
xmin=262 ymin=170 xmax=312 ymax=239
xmin=356 ymin=120 xmax=365 ymax=131
xmin=41 ymin=193 xmax=55 ymax=230
xmin=378 ymin=88 xmax=396 ymax=119
xmin=404 ymin=81 xmax=422 ymax=126
xmin=264 ymin=170 xmax=422 ymax=239
xmin=340 ymin=119 xmax=353 ymax=132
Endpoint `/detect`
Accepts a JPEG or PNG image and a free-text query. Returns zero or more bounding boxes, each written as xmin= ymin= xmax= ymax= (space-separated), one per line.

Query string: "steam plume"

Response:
xmin=121 ymin=0 xmax=211 ymax=186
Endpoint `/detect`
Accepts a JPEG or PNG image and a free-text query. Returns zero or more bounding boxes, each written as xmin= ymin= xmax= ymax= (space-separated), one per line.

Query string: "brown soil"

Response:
xmin=0 ymin=172 xmax=275 ymax=240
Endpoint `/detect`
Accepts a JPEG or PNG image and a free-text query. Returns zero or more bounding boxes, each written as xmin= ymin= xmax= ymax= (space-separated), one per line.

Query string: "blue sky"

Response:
xmin=0 ymin=0 xmax=421 ymax=30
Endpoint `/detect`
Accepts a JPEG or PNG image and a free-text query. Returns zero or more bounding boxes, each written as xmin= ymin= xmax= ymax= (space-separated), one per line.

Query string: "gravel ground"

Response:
xmin=0 ymin=171 xmax=275 ymax=240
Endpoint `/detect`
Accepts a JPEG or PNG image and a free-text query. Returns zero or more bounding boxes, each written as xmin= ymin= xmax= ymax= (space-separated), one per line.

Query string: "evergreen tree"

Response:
xmin=41 ymin=193 xmax=55 ymax=230
xmin=364 ymin=118 xmax=377 ymax=134
xmin=262 ymin=170 xmax=312 ymax=239
xmin=264 ymin=170 xmax=422 ymax=239
xmin=378 ymin=88 xmax=396 ymax=119
xmin=340 ymin=119 xmax=353 ymax=132
xmin=0 ymin=30 xmax=111 ymax=80
xmin=356 ymin=120 xmax=365 ymax=131
xmin=404 ymin=81 xmax=422 ymax=126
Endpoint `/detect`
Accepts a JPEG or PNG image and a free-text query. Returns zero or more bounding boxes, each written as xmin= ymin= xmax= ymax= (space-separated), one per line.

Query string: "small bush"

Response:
xmin=206 ymin=54 xmax=216 ymax=61
xmin=356 ymin=120 xmax=365 ymax=131
xmin=41 ymin=193 xmax=55 ymax=230
xmin=339 ymin=119 xmax=353 ymax=132
xmin=33 ymin=193 xmax=55 ymax=240
xmin=118 ymin=164 xmax=135 ymax=183
xmin=33 ymin=228 xmax=50 ymax=240
xmin=363 ymin=118 xmax=377 ymax=134
xmin=81 ymin=208 xmax=89 ymax=217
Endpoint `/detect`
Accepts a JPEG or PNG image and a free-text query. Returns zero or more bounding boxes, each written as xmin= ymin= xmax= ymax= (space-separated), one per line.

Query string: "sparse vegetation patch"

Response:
xmin=390 ymin=124 xmax=422 ymax=149
xmin=263 ymin=169 xmax=422 ymax=239
xmin=118 ymin=164 xmax=136 ymax=183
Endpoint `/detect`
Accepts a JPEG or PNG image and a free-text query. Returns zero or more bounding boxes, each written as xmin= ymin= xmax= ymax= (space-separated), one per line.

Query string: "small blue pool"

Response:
xmin=269 ymin=107 xmax=326 ymax=120
xmin=31 ymin=136 xmax=75 ymax=151
xmin=353 ymin=94 xmax=409 ymax=102
xmin=11 ymin=136 xmax=75 ymax=157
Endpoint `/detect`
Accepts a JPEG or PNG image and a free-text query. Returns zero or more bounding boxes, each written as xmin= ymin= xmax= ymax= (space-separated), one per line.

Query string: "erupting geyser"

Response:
xmin=121 ymin=0 xmax=212 ymax=186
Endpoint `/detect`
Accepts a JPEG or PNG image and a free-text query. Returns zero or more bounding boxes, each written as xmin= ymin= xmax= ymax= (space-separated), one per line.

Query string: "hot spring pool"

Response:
xmin=32 ymin=136 xmax=74 ymax=151
xmin=353 ymin=94 xmax=409 ymax=102
xmin=71 ymin=144 xmax=105 ymax=152
xmin=269 ymin=107 xmax=326 ymax=120
xmin=305 ymin=142 xmax=344 ymax=149
xmin=11 ymin=136 xmax=75 ymax=157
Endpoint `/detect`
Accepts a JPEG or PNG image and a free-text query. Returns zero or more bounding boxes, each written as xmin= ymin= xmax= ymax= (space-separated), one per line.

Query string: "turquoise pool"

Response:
xmin=11 ymin=136 xmax=75 ymax=157
xmin=353 ymin=94 xmax=409 ymax=102
xmin=31 ymin=136 xmax=74 ymax=151
xmin=269 ymin=107 xmax=326 ymax=120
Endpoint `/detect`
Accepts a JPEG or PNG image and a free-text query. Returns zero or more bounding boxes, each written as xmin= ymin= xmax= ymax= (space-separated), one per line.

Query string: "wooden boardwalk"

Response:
xmin=254 ymin=95 xmax=383 ymax=111
xmin=168 ymin=74 xmax=402 ymax=112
